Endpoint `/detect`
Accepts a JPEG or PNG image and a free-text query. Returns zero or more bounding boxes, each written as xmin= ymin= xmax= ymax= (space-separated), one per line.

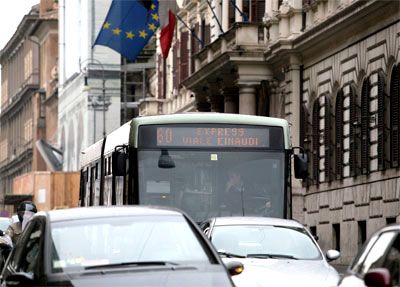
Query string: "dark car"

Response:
xmin=338 ymin=223 xmax=400 ymax=287
xmin=0 ymin=206 xmax=242 ymax=287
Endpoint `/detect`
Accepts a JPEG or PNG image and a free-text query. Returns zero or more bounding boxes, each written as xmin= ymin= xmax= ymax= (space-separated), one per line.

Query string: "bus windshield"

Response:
xmin=138 ymin=149 xmax=285 ymax=222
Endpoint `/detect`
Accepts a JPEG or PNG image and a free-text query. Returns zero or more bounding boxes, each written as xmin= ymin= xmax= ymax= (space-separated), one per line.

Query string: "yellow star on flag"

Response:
xmin=103 ymin=22 xmax=111 ymax=29
xmin=151 ymin=13 xmax=159 ymax=21
xmin=139 ymin=30 xmax=148 ymax=38
xmin=148 ymin=23 xmax=157 ymax=32
xmin=151 ymin=4 xmax=156 ymax=10
xmin=112 ymin=28 xmax=122 ymax=35
xmin=126 ymin=31 xmax=135 ymax=39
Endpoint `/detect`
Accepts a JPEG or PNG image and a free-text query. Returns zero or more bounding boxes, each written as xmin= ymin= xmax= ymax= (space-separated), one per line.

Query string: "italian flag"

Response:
xmin=159 ymin=0 xmax=178 ymax=58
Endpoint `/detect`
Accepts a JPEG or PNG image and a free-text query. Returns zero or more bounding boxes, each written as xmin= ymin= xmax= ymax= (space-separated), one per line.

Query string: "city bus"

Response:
xmin=79 ymin=113 xmax=307 ymax=222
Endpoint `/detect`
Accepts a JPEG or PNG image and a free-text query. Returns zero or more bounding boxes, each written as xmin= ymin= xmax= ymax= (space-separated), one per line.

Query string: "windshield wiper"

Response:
xmin=217 ymin=250 xmax=246 ymax=258
xmin=84 ymin=261 xmax=180 ymax=270
xmin=246 ymin=253 xmax=298 ymax=260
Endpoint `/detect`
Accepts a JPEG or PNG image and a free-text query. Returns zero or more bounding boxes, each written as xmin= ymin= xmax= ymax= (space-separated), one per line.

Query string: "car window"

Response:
xmin=211 ymin=225 xmax=322 ymax=260
xmin=382 ymin=233 xmax=400 ymax=286
xmin=18 ymin=220 xmax=43 ymax=274
xmin=359 ymin=231 xmax=397 ymax=276
xmin=50 ymin=214 xmax=210 ymax=272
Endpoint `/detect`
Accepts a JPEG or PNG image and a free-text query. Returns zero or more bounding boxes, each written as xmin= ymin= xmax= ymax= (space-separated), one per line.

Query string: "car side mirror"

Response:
xmin=364 ymin=268 xmax=391 ymax=287
xmin=293 ymin=148 xmax=308 ymax=179
xmin=5 ymin=272 xmax=34 ymax=287
xmin=325 ymin=250 xmax=340 ymax=261
xmin=112 ymin=150 xmax=128 ymax=176
xmin=225 ymin=261 xmax=244 ymax=276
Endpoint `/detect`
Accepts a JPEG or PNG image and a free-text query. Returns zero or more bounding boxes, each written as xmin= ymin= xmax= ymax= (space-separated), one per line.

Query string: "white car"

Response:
xmin=201 ymin=217 xmax=341 ymax=287
xmin=338 ymin=223 xmax=400 ymax=287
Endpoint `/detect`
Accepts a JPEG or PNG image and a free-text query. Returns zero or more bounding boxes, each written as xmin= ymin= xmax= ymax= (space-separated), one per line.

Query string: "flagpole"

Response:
xmin=176 ymin=14 xmax=204 ymax=48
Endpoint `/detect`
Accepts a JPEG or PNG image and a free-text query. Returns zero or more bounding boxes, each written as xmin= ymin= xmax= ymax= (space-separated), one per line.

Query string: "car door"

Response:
xmin=2 ymin=217 xmax=45 ymax=287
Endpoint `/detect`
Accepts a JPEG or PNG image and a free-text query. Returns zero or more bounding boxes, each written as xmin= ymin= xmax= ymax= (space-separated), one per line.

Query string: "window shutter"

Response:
xmin=335 ymin=90 xmax=343 ymax=179
xmin=172 ymin=41 xmax=179 ymax=91
xmin=349 ymin=86 xmax=358 ymax=176
xmin=324 ymin=96 xmax=332 ymax=182
xmin=251 ymin=0 xmax=265 ymax=22
xmin=361 ymin=78 xmax=370 ymax=174
xmin=390 ymin=65 xmax=400 ymax=167
xmin=377 ymin=73 xmax=386 ymax=170
xmin=179 ymin=32 xmax=189 ymax=83
xmin=204 ymin=24 xmax=211 ymax=46
xmin=191 ymin=23 xmax=200 ymax=74
xmin=312 ymin=101 xmax=320 ymax=184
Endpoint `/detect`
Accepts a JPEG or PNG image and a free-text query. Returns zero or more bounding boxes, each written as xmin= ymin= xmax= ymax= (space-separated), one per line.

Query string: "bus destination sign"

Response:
xmin=155 ymin=126 xmax=270 ymax=148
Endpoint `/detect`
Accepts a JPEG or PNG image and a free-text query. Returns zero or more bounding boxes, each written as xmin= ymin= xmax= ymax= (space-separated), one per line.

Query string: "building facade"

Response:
xmin=58 ymin=0 xmax=121 ymax=171
xmin=149 ymin=0 xmax=399 ymax=265
xmin=0 ymin=0 xmax=59 ymax=207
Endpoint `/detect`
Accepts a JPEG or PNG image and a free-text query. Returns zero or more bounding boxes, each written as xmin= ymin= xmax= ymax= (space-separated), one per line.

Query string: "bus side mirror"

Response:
xmin=112 ymin=150 xmax=128 ymax=176
xmin=294 ymin=152 xmax=308 ymax=179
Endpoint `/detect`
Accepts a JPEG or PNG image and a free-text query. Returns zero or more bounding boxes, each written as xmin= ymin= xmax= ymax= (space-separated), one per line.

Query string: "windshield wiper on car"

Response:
xmin=84 ymin=261 xmax=180 ymax=270
xmin=217 ymin=250 xmax=246 ymax=258
xmin=246 ymin=253 xmax=298 ymax=260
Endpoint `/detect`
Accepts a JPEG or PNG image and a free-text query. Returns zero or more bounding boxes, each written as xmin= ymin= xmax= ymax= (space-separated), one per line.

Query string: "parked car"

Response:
xmin=338 ymin=223 xmax=400 ymax=287
xmin=0 ymin=206 xmax=243 ymax=287
xmin=201 ymin=216 xmax=341 ymax=287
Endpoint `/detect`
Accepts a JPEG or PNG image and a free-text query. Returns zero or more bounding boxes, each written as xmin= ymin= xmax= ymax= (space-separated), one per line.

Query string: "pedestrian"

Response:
xmin=4 ymin=201 xmax=37 ymax=246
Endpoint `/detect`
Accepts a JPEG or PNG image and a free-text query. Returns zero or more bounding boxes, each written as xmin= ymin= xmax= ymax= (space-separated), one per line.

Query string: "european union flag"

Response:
xmin=94 ymin=0 xmax=159 ymax=61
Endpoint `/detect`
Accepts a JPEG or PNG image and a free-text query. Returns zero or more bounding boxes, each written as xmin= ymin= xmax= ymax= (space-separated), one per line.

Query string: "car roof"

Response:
xmin=211 ymin=216 xmax=305 ymax=228
xmin=36 ymin=206 xmax=184 ymax=223
xmin=376 ymin=223 xmax=400 ymax=234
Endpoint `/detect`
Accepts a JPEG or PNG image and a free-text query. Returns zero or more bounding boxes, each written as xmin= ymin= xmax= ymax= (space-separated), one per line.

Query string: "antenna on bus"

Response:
xmin=158 ymin=149 xmax=175 ymax=169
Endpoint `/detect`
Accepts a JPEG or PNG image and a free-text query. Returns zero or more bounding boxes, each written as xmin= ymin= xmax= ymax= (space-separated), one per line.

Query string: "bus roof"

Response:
xmin=130 ymin=113 xmax=291 ymax=149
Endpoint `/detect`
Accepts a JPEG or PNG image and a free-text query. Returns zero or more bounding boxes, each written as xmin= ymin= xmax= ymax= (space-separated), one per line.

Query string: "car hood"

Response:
xmin=223 ymin=258 xmax=340 ymax=287
xmin=50 ymin=265 xmax=234 ymax=287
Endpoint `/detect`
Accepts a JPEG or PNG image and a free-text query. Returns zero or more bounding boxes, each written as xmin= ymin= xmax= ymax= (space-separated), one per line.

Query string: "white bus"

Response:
xmin=80 ymin=113 xmax=307 ymax=222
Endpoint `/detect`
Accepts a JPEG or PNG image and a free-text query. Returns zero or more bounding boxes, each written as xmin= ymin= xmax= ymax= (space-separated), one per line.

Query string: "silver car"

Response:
xmin=201 ymin=217 xmax=341 ymax=287
xmin=338 ymin=223 xmax=400 ymax=287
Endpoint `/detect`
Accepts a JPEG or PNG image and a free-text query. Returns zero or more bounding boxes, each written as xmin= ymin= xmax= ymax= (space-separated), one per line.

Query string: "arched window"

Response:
xmin=361 ymin=77 xmax=370 ymax=175
xmin=335 ymin=89 xmax=344 ymax=179
xmin=390 ymin=64 xmax=400 ymax=167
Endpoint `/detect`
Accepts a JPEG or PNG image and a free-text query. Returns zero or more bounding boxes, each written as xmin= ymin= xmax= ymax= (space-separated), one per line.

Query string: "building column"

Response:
xmin=222 ymin=0 xmax=230 ymax=31
xmin=223 ymin=87 xmax=238 ymax=114
xmin=235 ymin=0 xmax=243 ymax=22
xmin=239 ymin=85 xmax=257 ymax=115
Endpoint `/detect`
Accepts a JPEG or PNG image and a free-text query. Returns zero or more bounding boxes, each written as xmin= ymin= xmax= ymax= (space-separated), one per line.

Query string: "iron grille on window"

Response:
xmin=335 ymin=89 xmax=344 ymax=179
xmin=390 ymin=64 xmax=400 ymax=167
xmin=361 ymin=77 xmax=370 ymax=175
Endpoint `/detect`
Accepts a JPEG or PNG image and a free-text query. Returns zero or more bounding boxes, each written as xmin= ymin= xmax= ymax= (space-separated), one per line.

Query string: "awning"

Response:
xmin=36 ymin=139 xmax=63 ymax=171
xmin=4 ymin=194 xmax=33 ymax=205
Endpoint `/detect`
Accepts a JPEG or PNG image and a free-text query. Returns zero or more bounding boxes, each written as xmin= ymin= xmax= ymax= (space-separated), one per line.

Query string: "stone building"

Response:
xmin=147 ymin=0 xmax=399 ymax=265
xmin=0 ymin=0 xmax=59 ymax=207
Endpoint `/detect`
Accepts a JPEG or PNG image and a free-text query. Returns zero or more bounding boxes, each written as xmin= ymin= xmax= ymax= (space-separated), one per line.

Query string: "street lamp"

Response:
xmin=80 ymin=58 xmax=108 ymax=141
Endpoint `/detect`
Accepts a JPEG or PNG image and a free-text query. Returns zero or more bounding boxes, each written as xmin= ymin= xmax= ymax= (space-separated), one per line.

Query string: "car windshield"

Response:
xmin=211 ymin=225 xmax=322 ymax=260
xmin=50 ymin=215 xmax=210 ymax=273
